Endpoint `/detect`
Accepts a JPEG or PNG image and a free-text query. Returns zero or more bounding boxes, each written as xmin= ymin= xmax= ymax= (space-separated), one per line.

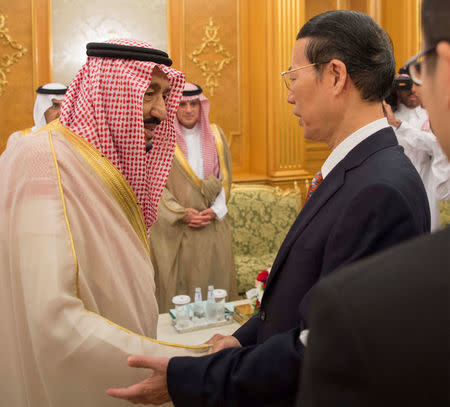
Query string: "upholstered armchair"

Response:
xmin=439 ymin=200 xmax=450 ymax=228
xmin=227 ymin=183 xmax=304 ymax=295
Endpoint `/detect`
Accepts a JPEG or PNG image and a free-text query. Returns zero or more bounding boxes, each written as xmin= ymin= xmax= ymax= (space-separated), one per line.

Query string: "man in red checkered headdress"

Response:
xmin=149 ymin=82 xmax=237 ymax=312
xmin=0 ymin=39 xmax=210 ymax=406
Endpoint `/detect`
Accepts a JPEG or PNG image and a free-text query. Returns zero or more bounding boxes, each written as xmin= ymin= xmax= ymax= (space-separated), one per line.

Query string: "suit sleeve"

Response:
xmin=168 ymin=327 xmax=303 ymax=407
xmin=232 ymin=314 xmax=260 ymax=346
xmin=298 ymin=280 xmax=367 ymax=407
xmin=322 ymin=182 xmax=429 ymax=276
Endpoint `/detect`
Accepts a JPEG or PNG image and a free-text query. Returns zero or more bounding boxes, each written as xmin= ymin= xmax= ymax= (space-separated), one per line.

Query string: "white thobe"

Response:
xmin=181 ymin=124 xmax=227 ymax=220
xmin=395 ymin=104 xmax=429 ymax=131
xmin=395 ymin=122 xmax=450 ymax=231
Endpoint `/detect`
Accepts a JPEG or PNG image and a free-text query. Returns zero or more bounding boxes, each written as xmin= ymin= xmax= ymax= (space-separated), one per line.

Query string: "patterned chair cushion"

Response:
xmin=234 ymin=253 xmax=277 ymax=296
xmin=439 ymin=200 xmax=450 ymax=228
xmin=228 ymin=184 xmax=302 ymax=294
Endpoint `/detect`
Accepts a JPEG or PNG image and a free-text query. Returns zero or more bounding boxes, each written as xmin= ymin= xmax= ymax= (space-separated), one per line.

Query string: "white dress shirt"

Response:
xmin=394 ymin=122 xmax=450 ymax=231
xmin=322 ymin=118 xmax=389 ymax=179
xmin=395 ymin=104 xmax=429 ymax=131
xmin=181 ymin=124 xmax=227 ymax=220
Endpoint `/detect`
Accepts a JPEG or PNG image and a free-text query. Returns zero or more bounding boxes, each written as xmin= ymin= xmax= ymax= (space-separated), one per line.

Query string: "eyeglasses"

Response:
xmin=404 ymin=44 xmax=437 ymax=86
xmin=281 ymin=63 xmax=318 ymax=90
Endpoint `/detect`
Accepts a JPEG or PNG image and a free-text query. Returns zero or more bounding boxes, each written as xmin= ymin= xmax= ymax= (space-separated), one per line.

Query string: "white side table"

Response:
xmin=156 ymin=300 xmax=249 ymax=346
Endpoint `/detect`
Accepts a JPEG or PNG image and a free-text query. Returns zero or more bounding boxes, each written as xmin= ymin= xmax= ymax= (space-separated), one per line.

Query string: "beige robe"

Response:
xmin=150 ymin=125 xmax=237 ymax=312
xmin=0 ymin=120 xmax=209 ymax=407
xmin=6 ymin=127 xmax=32 ymax=149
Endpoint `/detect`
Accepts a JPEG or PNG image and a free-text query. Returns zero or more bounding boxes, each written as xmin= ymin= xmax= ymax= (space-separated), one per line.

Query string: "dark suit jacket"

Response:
xmin=298 ymin=227 xmax=450 ymax=407
xmin=167 ymin=127 xmax=431 ymax=407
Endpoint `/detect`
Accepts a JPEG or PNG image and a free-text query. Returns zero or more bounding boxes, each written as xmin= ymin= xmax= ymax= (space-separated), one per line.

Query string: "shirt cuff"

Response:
xmin=210 ymin=187 xmax=227 ymax=220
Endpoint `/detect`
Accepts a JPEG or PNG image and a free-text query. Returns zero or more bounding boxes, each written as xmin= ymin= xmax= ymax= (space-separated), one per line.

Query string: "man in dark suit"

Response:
xmin=298 ymin=1 xmax=450 ymax=406
xmin=107 ymin=10 xmax=430 ymax=406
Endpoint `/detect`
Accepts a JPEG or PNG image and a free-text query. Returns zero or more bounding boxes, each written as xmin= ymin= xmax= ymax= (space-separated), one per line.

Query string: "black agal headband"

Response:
xmin=86 ymin=42 xmax=173 ymax=67
xmin=36 ymin=86 xmax=67 ymax=95
xmin=182 ymin=84 xmax=203 ymax=97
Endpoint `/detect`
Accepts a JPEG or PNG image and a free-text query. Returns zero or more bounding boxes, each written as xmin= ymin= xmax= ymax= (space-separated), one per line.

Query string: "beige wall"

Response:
xmin=52 ymin=0 xmax=168 ymax=85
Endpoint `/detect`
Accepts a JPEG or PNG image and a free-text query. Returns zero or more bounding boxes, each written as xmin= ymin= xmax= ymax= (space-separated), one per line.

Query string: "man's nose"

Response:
xmin=152 ymin=96 xmax=168 ymax=122
xmin=286 ymin=90 xmax=295 ymax=104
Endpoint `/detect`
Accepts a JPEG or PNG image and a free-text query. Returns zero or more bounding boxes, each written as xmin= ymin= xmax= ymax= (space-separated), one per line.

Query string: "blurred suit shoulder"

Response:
xmin=299 ymin=228 xmax=450 ymax=407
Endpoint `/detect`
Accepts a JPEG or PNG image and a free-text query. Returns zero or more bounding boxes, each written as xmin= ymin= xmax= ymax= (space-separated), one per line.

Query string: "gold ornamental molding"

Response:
xmin=188 ymin=17 xmax=233 ymax=96
xmin=0 ymin=14 xmax=27 ymax=96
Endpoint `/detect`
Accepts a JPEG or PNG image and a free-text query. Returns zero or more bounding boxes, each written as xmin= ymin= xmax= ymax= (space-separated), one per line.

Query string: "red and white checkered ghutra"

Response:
xmin=60 ymin=39 xmax=185 ymax=230
xmin=173 ymin=83 xmax=220 ymax=177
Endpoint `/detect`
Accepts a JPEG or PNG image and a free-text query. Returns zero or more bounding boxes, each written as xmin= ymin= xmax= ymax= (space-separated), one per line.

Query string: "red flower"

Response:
xmin=256 ymin=269 xmax=269 ymax=289
xmin=255 ymin=298 xmax=261 ymax=310
xmin=257 ymin=270 xmax=269 ymax=283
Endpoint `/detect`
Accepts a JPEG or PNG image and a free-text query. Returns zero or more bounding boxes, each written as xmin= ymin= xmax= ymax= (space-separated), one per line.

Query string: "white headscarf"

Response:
xmin=32 ymin=83 xmax=67 ymax=131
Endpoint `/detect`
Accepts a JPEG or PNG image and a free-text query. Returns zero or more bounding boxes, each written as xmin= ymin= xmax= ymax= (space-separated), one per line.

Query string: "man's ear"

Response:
xmin=437 ymin=41 xmax=450 ymax=76
xmin=327 ymin=59 xmax=348 ymax=96
xmin=436 ymin=42 xmax=450 ymax=109
xmin=437 ymin=41 xmax=450 ymax=61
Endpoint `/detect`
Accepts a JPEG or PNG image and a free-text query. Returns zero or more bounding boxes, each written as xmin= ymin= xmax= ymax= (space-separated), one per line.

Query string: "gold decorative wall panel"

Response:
xmin=382 ymin=0 xmax=421 ymax=70
xmin=0 ymin=1 xmax=33 ymax=153
xmin=0 ymin=0 xmax=51 ymax=153
xmin=267 ymin=0 xmax=309 ymax=179
xmin=0 ymin=14 xmax=27 ymax=96
xmin=32 ymin=0 xmax=52 ymax=91
xmin=169 ymin=0 xmax=422 ymax=186
xmin=168 ymin=0 xmax=242 ymax=171
xmin=367 ymin=0 xmax=382 ymax=23
xmin=188 ymin=17 xmax=233 ymax=97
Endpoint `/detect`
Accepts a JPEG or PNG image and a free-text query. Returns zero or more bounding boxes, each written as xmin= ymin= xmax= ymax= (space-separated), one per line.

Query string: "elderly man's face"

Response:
xmin=286 ymin=38 xmax=337 ymax=144
xmin=421 ymin=40 xmax=450 ymax=157
xmin=44 ymin=99 xmax=63 ymax=123
xmin=143 ymin=67 xmax=170 ymax=151
xmin=176 ymin=100 xmax=200 ymax=129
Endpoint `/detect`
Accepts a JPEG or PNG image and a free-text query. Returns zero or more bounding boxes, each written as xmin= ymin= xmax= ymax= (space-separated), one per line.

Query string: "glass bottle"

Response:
xmin=213 ymin=289 xmax=227 ymax=321
xmin=172 ymin=295 xmax=191 ymax=329
xmin=193 ymin=287 xmax=205 ymax=319
xmin=205 ymin=285 xmax=217 ymax=321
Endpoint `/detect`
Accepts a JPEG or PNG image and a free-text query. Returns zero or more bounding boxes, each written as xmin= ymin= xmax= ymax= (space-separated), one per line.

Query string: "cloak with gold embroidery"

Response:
xmin=0 ymin=121 xmax=209 ymax=407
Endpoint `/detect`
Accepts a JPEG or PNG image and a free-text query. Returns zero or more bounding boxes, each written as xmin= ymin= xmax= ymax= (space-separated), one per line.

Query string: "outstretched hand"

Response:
xmin=107 ymin=356 xmax=170 ymax=405
xmin=205 ymin=333 xmax=242 ymax=353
